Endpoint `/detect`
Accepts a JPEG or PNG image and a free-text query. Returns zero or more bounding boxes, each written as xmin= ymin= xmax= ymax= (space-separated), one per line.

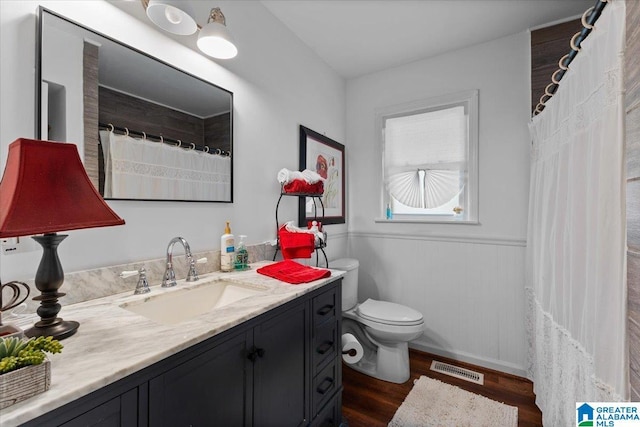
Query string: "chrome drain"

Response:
xmin=430 ymin=360 xmax=484 ymax=385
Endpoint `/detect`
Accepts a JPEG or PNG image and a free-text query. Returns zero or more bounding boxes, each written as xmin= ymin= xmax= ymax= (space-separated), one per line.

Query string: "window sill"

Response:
xmin=375 ymin=218 xmax=480 ymax=225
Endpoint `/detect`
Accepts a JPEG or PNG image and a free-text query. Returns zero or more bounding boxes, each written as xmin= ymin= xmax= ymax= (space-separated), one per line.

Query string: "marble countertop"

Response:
xmin=1 ymin=261 xmax=343 ymax=427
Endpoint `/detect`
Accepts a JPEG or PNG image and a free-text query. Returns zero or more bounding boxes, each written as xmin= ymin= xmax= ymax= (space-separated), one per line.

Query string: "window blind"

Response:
xmin=384 ymin=105 xmax=467 ymax=209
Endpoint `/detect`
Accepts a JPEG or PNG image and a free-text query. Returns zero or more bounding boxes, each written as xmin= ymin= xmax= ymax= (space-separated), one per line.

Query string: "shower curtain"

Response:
xmin=526 ymin=1 xmax=627 ymax=425
xmin=99 ymin=131 xmax=231 ymax=200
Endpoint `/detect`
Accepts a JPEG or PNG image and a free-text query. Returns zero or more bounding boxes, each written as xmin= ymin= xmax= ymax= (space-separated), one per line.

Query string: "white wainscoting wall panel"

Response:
xmin=349 ymin=232 xmax=526 ymax=376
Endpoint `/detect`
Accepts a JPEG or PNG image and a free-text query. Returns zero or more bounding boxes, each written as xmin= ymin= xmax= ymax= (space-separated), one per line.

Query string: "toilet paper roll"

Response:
xmin=341 ymin=333 xmax=363 ymax=364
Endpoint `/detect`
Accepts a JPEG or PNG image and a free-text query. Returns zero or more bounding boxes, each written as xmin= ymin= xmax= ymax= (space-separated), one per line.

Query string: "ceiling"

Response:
xmin=261 ymin=0 xmax=594 ymax=79
xmin=112 ymin=0 xmax=594 ymax=80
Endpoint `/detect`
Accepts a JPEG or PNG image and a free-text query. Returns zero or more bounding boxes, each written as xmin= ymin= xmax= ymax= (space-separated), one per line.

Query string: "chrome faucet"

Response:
xmin=162 ymin=237 xmax=199 ymax=287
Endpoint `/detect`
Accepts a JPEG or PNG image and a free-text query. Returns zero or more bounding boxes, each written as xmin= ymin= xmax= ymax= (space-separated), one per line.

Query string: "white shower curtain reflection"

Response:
xmin=99 ymin=131 xmax=231 ymax=201
xmin=526 ymin=1 xmax=626 ymax=425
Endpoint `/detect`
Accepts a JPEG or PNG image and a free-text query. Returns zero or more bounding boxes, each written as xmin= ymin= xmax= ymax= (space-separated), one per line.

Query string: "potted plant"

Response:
xmin=0 ymin=336 xmax=63 ymax=409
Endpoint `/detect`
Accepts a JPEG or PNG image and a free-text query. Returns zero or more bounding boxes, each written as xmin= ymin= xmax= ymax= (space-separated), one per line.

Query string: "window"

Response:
xmin=377 ymin=90 xmax=478 ymax=223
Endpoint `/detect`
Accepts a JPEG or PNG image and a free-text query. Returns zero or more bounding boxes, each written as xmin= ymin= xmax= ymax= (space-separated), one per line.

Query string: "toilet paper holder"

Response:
xmin=341 ymin=332 xmax=363 ymax=364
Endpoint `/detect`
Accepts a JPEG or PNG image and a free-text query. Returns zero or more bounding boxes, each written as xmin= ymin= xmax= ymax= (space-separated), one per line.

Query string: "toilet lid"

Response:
xmin=356 ymin=299 xmax=424 ymax=326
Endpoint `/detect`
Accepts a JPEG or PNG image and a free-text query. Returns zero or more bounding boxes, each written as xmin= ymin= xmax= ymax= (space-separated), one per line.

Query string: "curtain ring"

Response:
xmin=581 ymin=6 xmax=594 ymax=29
xmin=551 ymin=69 xmax=563 ymax=84
xmin=108 ymin=123 xmax=114 ymax=132
xmin=177 ymin=139 xmax=182 ymax=148
xmin=124 ymin=127 xmax=130 ymax=136
xmin=539 ymin=93 xmax=550 ymax=106
xmin=160 ymin=135 xmax=164 ymax=144
xmin=544 ymin=83 xmax=556 ymax=97
xmin=215 ymin=148 xmax=222 ymax=155
xmin=142 ymin=132 xmax=147 ymax=140
xmin=558 ymin=54 xmax=571 ymax=70
xmin=204 ymin=146 xmax=210 ymax=153
xmin=190 ymin=143 xmax=195 ymax=150
xmin=570 ymin=32 xmax=582 ymax=52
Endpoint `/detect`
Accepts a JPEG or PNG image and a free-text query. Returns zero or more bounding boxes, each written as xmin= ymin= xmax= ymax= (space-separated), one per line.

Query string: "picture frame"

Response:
xmin=298 ymin=126 xmax=345 ymax=226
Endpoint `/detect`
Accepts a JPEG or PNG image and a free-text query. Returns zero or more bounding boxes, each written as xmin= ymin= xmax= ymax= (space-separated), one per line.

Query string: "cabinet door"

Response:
xmin=253 ymin=302 xmax=309 ymax=427
xmin=148 ymin=331 xmax=251 ymax=427
xmin=59 ymin=388 xmax=138 ymax=427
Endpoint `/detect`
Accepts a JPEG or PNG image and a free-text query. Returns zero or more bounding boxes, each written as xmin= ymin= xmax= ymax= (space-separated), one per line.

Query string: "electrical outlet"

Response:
xmin=1 ymin=237 xmax=38 ymax=255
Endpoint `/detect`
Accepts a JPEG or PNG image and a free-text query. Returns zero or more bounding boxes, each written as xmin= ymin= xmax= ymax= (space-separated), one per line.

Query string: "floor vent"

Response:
xmin=430 ymin=360 xmax=484 ymax=385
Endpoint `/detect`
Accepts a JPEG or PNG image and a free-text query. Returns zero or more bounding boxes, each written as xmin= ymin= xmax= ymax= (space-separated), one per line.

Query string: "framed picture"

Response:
xmin=298 ymin=126 xmax=345 ymax=226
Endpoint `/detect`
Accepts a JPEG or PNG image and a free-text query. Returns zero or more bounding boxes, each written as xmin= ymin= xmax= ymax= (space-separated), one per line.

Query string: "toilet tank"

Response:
xmin=331 ymin=258 xmax=359 ymax=311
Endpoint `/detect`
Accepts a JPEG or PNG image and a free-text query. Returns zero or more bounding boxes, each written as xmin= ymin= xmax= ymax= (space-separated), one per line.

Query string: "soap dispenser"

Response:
xmin=235 ymin=235 xmax=249 ymax=270
xmin=220 ymin=221 xmax=235 ymax=272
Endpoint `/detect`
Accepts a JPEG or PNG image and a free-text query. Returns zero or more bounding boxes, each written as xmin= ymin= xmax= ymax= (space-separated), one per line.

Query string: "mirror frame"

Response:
xmin=36 ymin=7 xmax=234 ymax=203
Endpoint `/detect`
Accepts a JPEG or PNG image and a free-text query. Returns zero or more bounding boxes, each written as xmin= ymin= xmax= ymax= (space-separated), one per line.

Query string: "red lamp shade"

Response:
xmin=0 ymin=138 xmax=125 ymax=237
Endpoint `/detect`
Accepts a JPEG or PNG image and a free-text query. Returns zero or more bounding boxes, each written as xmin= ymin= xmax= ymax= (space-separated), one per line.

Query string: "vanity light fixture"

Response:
xmin=0 ymin=139 xmax=125 ymax=340
xmin=197 ymin=7 xmax=238 ymax=59
xmin=142 ymin=1 xmax=238 ymax=59
xmin=145 ymin=0 xmax=198 ymax=36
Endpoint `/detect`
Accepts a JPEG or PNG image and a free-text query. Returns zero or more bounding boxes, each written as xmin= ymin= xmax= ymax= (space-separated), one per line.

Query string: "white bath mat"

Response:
xmin=388 ymin=376 xmax=518 ymax=427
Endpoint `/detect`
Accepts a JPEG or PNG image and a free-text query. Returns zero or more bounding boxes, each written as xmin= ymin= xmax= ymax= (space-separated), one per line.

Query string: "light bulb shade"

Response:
xmin=0 ymin=138 xmax=125 ymax=238
xmin=197 ymin=22 xmax=238 ymax=59
xmin=146 ymin=0 xmax=197 ymax=35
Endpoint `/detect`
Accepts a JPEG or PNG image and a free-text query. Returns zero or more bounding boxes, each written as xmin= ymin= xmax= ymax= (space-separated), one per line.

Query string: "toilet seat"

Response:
xmin=356 ymin=299 xmax=424 ymax=326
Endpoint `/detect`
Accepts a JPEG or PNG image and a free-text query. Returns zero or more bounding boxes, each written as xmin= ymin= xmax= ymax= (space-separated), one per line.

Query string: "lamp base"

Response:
xmin=28 ymin=233 xmax=79 ymax=341
xmin=25 ymin=320 xmax=79 ymax=340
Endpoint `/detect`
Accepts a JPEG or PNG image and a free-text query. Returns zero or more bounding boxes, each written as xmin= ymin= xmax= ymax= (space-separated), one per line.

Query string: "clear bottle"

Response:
xmin=235 ymin=235 xmax=249 ymax=270
xmin=220 ymin=221 xmax=235 ymax=272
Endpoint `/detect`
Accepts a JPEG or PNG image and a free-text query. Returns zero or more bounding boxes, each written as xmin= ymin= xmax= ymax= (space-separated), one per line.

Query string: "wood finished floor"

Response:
xmin=341 ymin=349 xmax=542 ymax=427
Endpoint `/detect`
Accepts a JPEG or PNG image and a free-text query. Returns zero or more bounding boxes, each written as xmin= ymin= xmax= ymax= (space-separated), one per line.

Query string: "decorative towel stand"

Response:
xmin=273 ymin=188 xmax=328 ymax=267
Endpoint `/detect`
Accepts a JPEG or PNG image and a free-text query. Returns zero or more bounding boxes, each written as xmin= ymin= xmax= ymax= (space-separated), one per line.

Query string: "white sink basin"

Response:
xmin=119 ymin=280 xmax=268 ymax=325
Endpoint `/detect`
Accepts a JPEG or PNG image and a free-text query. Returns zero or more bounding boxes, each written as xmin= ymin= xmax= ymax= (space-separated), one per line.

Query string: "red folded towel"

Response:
xmin=257 ymin=260 xmax=331 ymax=284
xmin=278 ymin=226 xmax=315 ymax=259
xmin=283 ymin=179 xmax=324 ymax=195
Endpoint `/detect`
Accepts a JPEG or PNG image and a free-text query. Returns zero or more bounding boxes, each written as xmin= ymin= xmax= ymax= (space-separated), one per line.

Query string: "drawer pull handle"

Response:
xmin=317 ymin=341 xmax=334 ymax=355
xmin=316 ymin=377 xmax=334 ymax=395
xmin=317 ymin=304 xmax=334 ymax=316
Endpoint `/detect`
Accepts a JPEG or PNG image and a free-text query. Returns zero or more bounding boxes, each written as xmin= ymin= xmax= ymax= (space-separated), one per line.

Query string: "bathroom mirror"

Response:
xmin=37 ymin=8 xmax=233 ymax=202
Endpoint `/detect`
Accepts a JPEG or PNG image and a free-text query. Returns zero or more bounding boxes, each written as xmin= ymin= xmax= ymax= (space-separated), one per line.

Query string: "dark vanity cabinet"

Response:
xmin=148 ymin=303 xmax=309 ymax=427
xmin=20 ymin=279 xmax=342 ymax=427
xmin=252 ymin=303 xmax=309 ymax=426
xmin=148 ymin=331 xmax=251 ymax=426
xmin=310 ymin=285 xmax=342 ymax=427
xmin=56 ymin=388 xmax=139 ymax=427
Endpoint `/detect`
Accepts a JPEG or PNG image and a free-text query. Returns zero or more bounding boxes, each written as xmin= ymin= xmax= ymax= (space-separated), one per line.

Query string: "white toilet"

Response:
xmin=331 ymin=258 xmax=424 ymax=384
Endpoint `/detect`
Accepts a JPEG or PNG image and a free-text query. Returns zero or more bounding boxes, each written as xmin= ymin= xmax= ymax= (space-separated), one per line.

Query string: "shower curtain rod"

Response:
xmin=533 ymin=0 xmax=609 ymax=115
xmin=98 ymin=122 xmax=230 ymax=156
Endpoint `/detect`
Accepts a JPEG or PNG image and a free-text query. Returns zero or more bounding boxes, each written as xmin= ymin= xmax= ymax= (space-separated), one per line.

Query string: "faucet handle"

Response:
xmin=120 ymin=270 xmax=139 ymax=279
xmin=134 ymin=267 xmax=151 ymax=295
xmin=120 ymin=267 xmax=151 ymax=295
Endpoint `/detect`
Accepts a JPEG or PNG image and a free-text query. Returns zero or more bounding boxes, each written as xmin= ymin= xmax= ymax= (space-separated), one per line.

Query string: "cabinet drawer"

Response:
xmin=313 ymin=320 xmax=338 ymax=374
xmin=311 ymin=392 xmax=341 ymax=427
xmin=313 ymin=287 xmax=337 ymax=326
xmin=312 ymin=361 xmax=339 ymax=417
